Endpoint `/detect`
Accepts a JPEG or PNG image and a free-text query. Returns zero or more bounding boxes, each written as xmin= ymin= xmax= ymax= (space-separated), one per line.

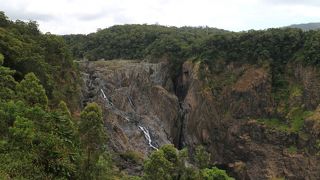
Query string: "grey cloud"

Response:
xmin=6 ymin=11 xmax=55 ymax=21
xmin=1 ymin=2 xmax=56 ymax=22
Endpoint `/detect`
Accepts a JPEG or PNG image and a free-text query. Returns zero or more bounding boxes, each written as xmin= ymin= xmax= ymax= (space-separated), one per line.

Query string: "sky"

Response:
xmin=1 ymin=0 xmax=320 ymax=35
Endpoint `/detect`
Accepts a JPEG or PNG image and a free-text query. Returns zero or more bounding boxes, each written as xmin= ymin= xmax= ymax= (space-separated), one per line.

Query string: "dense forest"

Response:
xmin=64 ymin=23 xmax=320 ymax=79
xmin=287 ymin=22 xmax=320 ymax=31
xmin=0 ymin=11 xmax=235 ymax=179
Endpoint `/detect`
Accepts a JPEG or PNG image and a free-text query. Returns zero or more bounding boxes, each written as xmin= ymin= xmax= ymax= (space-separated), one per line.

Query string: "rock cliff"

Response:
xmin=178 ymin=60 xmax=320 ymax=179
xmin=80 ymin=59 xmax=320 ymax=179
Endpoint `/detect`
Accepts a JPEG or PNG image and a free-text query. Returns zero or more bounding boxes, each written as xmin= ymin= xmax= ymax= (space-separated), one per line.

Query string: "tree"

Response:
xmin=143 ymin=144 xmax=234 ymax=180
xmin=200 ymin=167 xmax=234 ymax=180
xmin=0 ymin=54 xmax=17 ymax=101
xmin=143 ymin=144 xmax=190 ymax=180
xmin=143 ymin=148 xmax=173 ymax=180
xmin=16 ymin=73 xmax=48 ymax=108
xmin=0 ymin=11 xmax=9 ymax=27
xmin=9 ymin=116 xmax=35 ymax=148
xmin=54 ymin=101 xmax=78 ymax=165
xmin=195 ymin=145 xmax=211 ymax=169
xmin=79 ymin=102 xmax=108 ymax=178
xmin=0 ymin=53 xmax=4 ymax=65
xmin=57 ymin=100 xmax=72 ymax=119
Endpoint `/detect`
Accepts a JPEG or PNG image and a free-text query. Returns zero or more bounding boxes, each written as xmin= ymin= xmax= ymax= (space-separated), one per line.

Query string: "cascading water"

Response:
xmin=100 ymin=88 xmax=158 ymax=150
xmin=100 ymin=89 xmax=130 ymax=121
xmin=138 ymin=126 xmax=158 ymax=150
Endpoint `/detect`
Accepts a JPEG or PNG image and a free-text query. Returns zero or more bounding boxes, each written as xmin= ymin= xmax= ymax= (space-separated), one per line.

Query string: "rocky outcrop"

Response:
xmin=178 ymin=60 xmax=320 ymax=179
xmin=80 ymin=59 xmax=320 ymax=179
xmin=80 ymin=60 xmax=180 ymax=174
xmin=293 ymin=64 xmax=320 ymax=109
xmin=229 ymin=67 xmax=273 ymax=118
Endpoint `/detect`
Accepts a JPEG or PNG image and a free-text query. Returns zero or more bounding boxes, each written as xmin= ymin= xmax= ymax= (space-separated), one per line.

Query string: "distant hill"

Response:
xmin=286 ymin=22 xmax=320 ymax=31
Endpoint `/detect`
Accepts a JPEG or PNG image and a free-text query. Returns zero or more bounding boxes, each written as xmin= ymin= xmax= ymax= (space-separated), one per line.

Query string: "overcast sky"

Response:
xmin=1 ymin=0 xmax=320 ymax=34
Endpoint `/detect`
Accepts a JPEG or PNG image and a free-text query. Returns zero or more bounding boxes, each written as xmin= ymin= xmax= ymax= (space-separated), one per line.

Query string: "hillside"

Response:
xmin=63 ymin=24 xmax=228 ymax=61
xmin=74 ymin=25 xmax=320 ymax=179
xmin=287 ymin=22 xmax=320 ymax=30
xmin=0 ymin=12 xmax=234 ymax=179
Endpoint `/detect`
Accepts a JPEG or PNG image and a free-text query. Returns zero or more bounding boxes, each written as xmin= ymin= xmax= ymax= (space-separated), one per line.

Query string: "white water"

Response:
xmin=100 ymin=89 xmax=129 ymax=121
xmin=100 ymin=88 xmax=158 ymax=150
xmin=138 ymin=126 xmax=158 ymax=150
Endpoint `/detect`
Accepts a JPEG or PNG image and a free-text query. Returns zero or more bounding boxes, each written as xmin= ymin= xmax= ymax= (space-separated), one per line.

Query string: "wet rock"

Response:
xmin=79 ymin=59 xmax=320 ymax=179
xmin=80 ymin=60 xmax=179 ymax=157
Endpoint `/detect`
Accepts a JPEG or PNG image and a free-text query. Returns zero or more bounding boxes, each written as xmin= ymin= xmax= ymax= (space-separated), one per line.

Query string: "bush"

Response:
xmin=120 ymin=150 xmax=144 ymax=164
xmin=201 ymin=167 xmax=235 ymax=180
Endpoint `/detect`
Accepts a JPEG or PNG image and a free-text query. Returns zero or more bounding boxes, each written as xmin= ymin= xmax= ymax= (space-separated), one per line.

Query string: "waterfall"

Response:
xmin=138 ymin=126 xmax=158 ymax=150
xmin=100 ymin=89 xmax=129 ymax=121
xmin=100 ymin=88 xmax=158 ymax=150
xmin=127 ymin=94 xmax=135 ymax=109
xmin=100 ymin=89 xmax=114 ymax=106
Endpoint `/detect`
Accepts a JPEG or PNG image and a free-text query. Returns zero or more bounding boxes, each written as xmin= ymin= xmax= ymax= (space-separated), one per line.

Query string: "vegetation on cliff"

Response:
xmin=0 ymin=11 xmax=235 ymax=179
xmin=2 ymin=9 xmax=320 ymax=179
xmin=64 ymin=20 xmax=320 ymax=166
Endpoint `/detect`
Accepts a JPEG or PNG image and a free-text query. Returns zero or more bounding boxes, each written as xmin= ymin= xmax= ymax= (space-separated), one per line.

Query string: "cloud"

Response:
xmin=76 ymin=11 xmax=109 ymax=21
xmin=6 ymin=11 xmax=55 ymax=21
xmin=261 ymin=0 xmax=320 ymax=6
xmin=0 ymin=0 xmax=55 ymax=21
xmin=0 ymin=0 xmax=319 ymax=34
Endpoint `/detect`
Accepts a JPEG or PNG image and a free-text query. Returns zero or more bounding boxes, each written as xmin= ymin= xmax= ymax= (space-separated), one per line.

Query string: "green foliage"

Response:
xmin=9 ymin=116 xmax=35 ymax=147
xmin=54 ymin=101 xmax=78 ymax=156
xmin=120 ymin=150 xmax=144 ymax=165
xmin=16 ymin=73 xmax=48 ymax=108
xmin=200 ymin=167 xmax=234 ymax=180
xmin=3 ymin=11 xmax=320 ymax=179
xmin=143 ymin=146 xmax=175 ymax=180
xmin=195 ymin=145 xmax=211 ymax=169
xmin=257 ymin=118 xmax=290 ymax=132
xmin=63 ymin=25 xmax=226 ymax=61
xmin=0 ymin=62 xmax=17 ymax=102
xmin=0 ymin=53 xmax=4 ymax=65
xmin=0 ymin=101 xmax=79 ymax=179
xmin=57 ymin=100 xmax=72 ymax=119
xmin=303 ymin=31 xmax=320 ymax=64
xmin=0 ymin=12 xmax=82 ymax=178
xmin=79 ymin=102 xmax=109 ymax=179
xmin=0 ymin=12 xmax=80 ymax=110
xmin=143 ymin=144 xmax=195 ymax=180
xmin=286 ymin=107 xmax=313 ymax=132
xmin=143 ymin=145 xmax=233 ymax=180
xmin=258 ymin=108 xmax=312 ymax=133
xmin=92 ymin=153 xmax=115 ymax=180
xmin=289 ymin=84 xmax=303 ymax=98
xmin=79 ymin=102 xmax=107 ymax=154
xmin=287 ymin=145 xmax=297 ymax=154
xmin=316 ymin=139 xmax=320 ymax=156
xmin=64 ymin=25 xmax=227 ymax=79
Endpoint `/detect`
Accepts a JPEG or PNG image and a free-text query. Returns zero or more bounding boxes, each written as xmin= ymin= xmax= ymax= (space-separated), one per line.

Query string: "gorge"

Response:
xmin=79 ymin=59 xmax=320 ymax=179
xmin=1 ymin=11 xmax=320 ymax=179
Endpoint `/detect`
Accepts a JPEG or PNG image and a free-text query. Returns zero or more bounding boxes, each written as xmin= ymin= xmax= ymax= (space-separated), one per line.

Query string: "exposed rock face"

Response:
xmin=293 ymin=64 xmax=320 ymax=109
xmin=229 ymin=67 xmax=273 ymax=118
xmin=80 ymin=59 xmax=320 ymax=179
xmin=81 ymin=60 xmax=179 ymax=153
xmin=178 ymin=61 xmax=320 ymax=179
